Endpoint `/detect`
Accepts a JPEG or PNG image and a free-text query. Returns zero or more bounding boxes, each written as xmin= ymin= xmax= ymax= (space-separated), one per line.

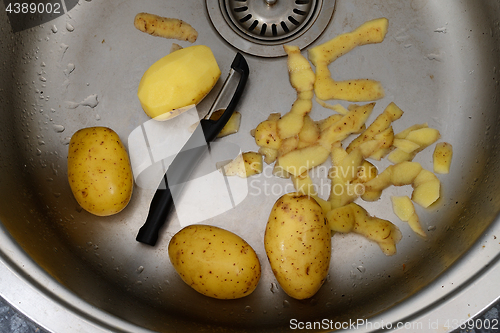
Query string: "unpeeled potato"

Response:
xmin=67 ymin=127 xmax=133 ymax=216
xmin=168 ymin=225 xmax=261 ymax=299
xmin=265 ymin=193 xmax=331 ymax=299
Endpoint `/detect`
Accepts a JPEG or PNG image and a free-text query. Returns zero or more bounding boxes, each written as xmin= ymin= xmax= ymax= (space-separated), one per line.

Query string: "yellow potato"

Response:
xmin=392 ymin=138 xmax=420 ymax=153
xmin=388 ymin=127 xmax=440 ymax=163
xmin=208 ymin=110 xmax=241 ymax=138
xmin=258 ymin=147 xmax=279 ymax=164
xmin=319 ymin=103 xmax=374 ymax=151
xmin=277 ymin=99 xmax=313 ymax=139
xmin=391 ymin=196 xmax=426 ymax=237
xmin=254 ymin=120 xmax=282 ymax=149
xmin=314 ymin=62 xmax=385 ymax=102
xmin=317 ymin=114 xmax=343 ymax=132
xmin=405 ymin=128 xmax=441 ymax=146
xmin=278 ymin=136 xmax=300 ymax=157
xmin=272 ymin=162 xmax=291 ymax=179
xmin=223 ymin=152 xmax=263 ymax=178
xmin=347 ymin=102 xmax=403 ymax=153
xmin=311 ymin=196 xmax=332 ymax=214
xmin=134 ymin=13 xmax=198 ymax=43
xmin=265 ymin=193 xmax=331 ymax=299
xmin=168 ymin=225 xmax=261 ymax=299
xmin=412 ymin=169 xmax=440 ymax=208
xmin=395 ymin=123 xmax=429 ymax=139
xmin=329 ymin=144 xmax=380 ymax=208
xmin=326 ymin=203 xmax=356 ymax=233
xmin=267 ymin=113 xmax=282 ymax=122
xmin=363 ymin=161 xmax=422 ymax=201
xmin=67 ymin=127 xmax=133 ymax=216
xmin=137 ymin=45 xmax=221 ymax=119
xmin=277 ymin=144 xmax=330 ymax=177
xmin=308 ymin=18 xmax=389 ymax=66
xmin=298 ymin=115 xmax=320 ymax=144
xmin=387 ymin=148 xmax=412 ymax=164
xmin=315 ymin=99 xmax=349 ymax=115
xmin=379 ymin=123 xmax=428 ymax=162
xmin=326 ymin=202 xmax=401 ymax=256
xmin=283 ymin=45 xmax=316 ymax=93
xmin=391 ymin=161 xmax=423 ymax=186
xmin=433 ymin=142 xmax=453 ymax=174
xmin=357 ymin=160 xmax=378 ymax=183
xmin=291 ymin=171 xmax=318 ymax=196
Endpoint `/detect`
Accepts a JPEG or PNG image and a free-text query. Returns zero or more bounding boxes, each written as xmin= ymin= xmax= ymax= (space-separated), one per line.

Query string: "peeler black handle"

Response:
xmin=136 ymin=53 xmax=249 ymax=246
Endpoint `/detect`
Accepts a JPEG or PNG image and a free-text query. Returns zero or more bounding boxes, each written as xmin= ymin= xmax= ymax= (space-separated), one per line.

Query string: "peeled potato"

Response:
xmin=137 ymin=45 xmax=221 ymax=120
xmin=433 ymin=142 xmax=453 ymax=174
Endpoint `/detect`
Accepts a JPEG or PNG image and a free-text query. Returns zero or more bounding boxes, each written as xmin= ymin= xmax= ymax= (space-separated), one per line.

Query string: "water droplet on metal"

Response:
xmin=36 ymin=148 xmax=42 ymax=156
xmin=53 ymin=124 xmax=65 ymax=133
xmin=51 ymin=25 xmax=58 ymax=33
xmin=282 ymin=300 xmax=290 ymax=308
xmin=81 ymin=94 xmax=99 ymax=108
xmin=137 ymin=266 xmax=145 ymax=274
xmin=244 ymin=306 xmax=253 ymax=313
xmin=270 ymin=282 xmax=278 ymax=293
xmin=64 ymin=63 xmax=75 ymax=76
xmin=61 ymin=137 xmax=71 ymax=145
xmin=66 ymin=22 xmax=75 ymax=32
xmin=95 ymin=114 xmax=101 ymax=121
xmin=357 ymin=266 xmax=366 ymax=273
xmin=40 ymin=76 xmax=47 ymax=82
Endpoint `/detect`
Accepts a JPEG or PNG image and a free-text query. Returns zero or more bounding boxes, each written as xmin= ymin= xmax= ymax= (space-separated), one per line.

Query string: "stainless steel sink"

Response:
xmin=1 ymin=0 xmax=500 ymax=332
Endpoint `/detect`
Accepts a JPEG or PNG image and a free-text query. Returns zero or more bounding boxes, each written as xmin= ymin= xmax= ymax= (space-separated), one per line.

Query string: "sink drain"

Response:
xmin=206 ymin=0 xmax=335 ymax=57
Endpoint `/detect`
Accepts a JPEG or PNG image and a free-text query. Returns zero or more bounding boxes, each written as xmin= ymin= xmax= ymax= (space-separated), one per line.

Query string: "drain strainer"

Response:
xmin=207 ymin=0 xmax=335 ymax=57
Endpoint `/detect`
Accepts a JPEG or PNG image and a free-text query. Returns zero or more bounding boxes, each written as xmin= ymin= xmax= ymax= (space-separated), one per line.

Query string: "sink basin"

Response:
xmin=1 ymin=0 xmax=500 ymax=332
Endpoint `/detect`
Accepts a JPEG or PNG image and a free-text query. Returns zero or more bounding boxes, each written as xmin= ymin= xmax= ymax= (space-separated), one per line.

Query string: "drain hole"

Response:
xmin=271 ymin=24 xmax=278 ymax=36
xmin=288 ymin=16 xmax=300 ymax=25
xmin=293 ymin=8 xmax=308 ymax=16
xmin=248 ymin=20 xmax=259 ymax=31
xmin=295 ymin=0 xmax=310 ymax=4
xmin=260 ymin=23 xmax=267 ymax=36
xmin=234 ymin=6 xmax=248 ymax=12
xmin=239 ymin=14 xmax=252 ymax=23
xmin=280 ymin=21 xmax=289 ymax=33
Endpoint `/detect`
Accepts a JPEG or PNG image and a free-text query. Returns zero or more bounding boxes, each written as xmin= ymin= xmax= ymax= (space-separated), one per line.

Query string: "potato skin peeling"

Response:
xmin=134 ymin=13 xmax=198 ymax=43
xmin=168 ymin=225 xmax=261 ymax=299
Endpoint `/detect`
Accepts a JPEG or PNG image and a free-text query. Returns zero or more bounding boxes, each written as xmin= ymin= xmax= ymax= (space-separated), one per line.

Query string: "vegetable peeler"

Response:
xmin=136 ymin=52 xmax=249 ymax=246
